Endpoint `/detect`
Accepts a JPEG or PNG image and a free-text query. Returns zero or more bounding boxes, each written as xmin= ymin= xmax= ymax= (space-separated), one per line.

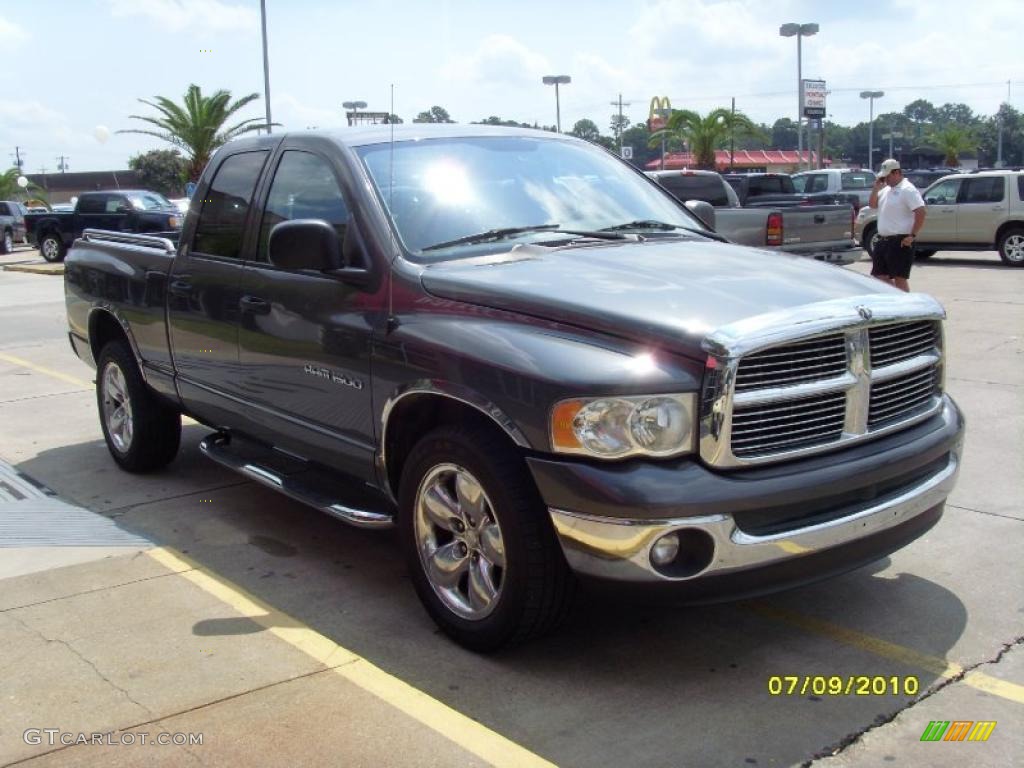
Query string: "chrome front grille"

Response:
xmin=869 ymin=321 xmax=938 ymax=367
xmin=869 ymin=366 xmax=939 ymax=427
xmin=700 ymin=295 xmax=946 ymax=468
xmin=731 ymin=392 xmax=846 ymax=457
xmin=735 ymin=334 xmax=847 ymax=392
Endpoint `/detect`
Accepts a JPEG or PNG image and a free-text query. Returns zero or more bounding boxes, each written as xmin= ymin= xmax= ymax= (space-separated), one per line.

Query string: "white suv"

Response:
xmin=855 ymin=170 xmax=1024 ymax=266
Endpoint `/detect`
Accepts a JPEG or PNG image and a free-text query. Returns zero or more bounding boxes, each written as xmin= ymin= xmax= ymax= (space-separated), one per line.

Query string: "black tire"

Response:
xmin=1 ymin=229 xmax=12 ymax=255
xmin=861 ymin=224 xmax=878 ymax=257
xmin=997 ymin=226 xmax=1024 ymax=267
xmin=914 ymin=249 xmax=936 ymax=260
xmin=96 ymin=341 xmax=181 ymax=472
xmin=399 ymin=423 xmax=575 ymax=651
xmin=39 ymin=231 xmax=66 ymax=262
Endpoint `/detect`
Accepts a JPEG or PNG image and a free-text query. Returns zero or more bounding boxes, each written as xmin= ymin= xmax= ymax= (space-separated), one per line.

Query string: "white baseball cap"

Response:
xmin=877 ymin=159 xmax=901 ymax=179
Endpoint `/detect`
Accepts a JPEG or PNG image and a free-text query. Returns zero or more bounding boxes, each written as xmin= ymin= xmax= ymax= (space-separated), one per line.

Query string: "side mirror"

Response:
xmin=684 ymin=200 xmax=716 ymax=231
xmin=268 ymin=219 xmax=342 ymax=271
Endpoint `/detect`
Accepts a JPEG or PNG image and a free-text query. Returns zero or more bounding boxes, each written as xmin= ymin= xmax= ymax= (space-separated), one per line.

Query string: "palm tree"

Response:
xmin=649 ymin=108 xmax=759 ymax=169
xmin=119 ymin=84 xmax=265 ymax=181
xmin=928 ymin=126 xmax=976 ymax=167
xmin=0 ymin=168 xmax=46 ymax=201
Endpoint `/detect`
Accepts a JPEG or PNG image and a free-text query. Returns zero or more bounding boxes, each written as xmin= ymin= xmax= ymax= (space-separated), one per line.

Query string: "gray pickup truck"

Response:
xmin=65 ymin=126 xmax=964 ymax=650
xmin=648 ymin=169 xmax=859 ymax=264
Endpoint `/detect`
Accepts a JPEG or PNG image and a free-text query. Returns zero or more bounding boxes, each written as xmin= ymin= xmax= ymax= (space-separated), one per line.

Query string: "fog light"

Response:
xmin=650 ymin=532 xmax=680 ymax=566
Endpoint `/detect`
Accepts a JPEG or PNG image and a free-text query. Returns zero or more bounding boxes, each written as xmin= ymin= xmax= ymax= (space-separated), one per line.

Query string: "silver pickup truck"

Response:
xmin=648 ymin=170 xmax=859 ymax=264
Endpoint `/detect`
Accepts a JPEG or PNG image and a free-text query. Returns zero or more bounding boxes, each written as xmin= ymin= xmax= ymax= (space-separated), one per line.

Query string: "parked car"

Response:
xmin=647 ymin=169 xmax=859 ymax=263
xmin=855 ymin=170 xmax=1024 ymax=265
xmin=66 ymin=126 xmax=963 ymax=650
xmin=791 ymin=169 xmax=876 ymax=210
xmin=169 ymin=198 xmax=190 ymax=214
xmin=722 ymin=172 xmax=861 ymax=210
xmin=0 ymin=200 xmax=28 ymax=253
xmin=25 ymin=190 xmax=182 ymax=262
xmin=903 ymin=169 xmax=958 ymax=190
xmin=51 ymin=203 xmax=75 ymax=213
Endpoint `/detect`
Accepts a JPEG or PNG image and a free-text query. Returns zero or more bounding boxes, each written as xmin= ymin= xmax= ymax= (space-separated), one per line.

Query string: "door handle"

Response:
xmin=168 ymin=279 xmax=192 ymax=297
xmin=239 ymin=295 xmax=271 ymax=315
xmin=813 ymin=214 xmax=826 ymax=224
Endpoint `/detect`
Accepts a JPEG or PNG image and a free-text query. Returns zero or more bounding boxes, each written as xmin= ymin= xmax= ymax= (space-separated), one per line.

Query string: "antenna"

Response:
xmin=387 ymin=83 xmax=396 ymax=331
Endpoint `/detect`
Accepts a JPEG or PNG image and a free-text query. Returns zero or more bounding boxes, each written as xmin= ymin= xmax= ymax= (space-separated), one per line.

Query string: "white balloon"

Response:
xmin=94 ymin=125 xmax=111 ymax=144
xmin=17 ymin=176 xmax=28 ymax=188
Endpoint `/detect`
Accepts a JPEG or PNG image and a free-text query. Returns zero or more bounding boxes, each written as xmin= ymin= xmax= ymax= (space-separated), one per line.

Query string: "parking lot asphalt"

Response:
xmin=0 ymin=246 xmax=1021 ymax=767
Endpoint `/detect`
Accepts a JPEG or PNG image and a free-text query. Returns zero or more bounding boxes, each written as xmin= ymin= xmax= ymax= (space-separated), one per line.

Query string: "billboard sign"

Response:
xmin=802 ymin=80 xmax=827 ymax=118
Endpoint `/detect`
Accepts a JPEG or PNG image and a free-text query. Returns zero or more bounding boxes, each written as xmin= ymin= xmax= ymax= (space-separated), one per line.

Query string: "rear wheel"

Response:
xmin=914 ymin=249 xmax=936 ymax=260
xmin=997 ymin=227 xmax=1024 ymax=266
xmin=97 ymin=341 xmax=181 ymax=472
xmin=399 ymin=423 xmax=575 ymax=651
xmin=39 ymin=232 xmax=66 ymax=262
xmin=862 ymin=224 xmax=879 ymax=257
xmin=1 ymin=229 xmax=12 ymax=255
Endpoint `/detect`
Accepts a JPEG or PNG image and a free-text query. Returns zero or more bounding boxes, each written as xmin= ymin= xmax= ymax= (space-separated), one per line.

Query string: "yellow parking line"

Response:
xmin=0 ymin=351 xmax=92 ymax=389
xmin=748 ymin=604 xmax=1024 ymax=705
xmin=0 ymin=351 xmax=197 ymax=425
xmin=147 ymin=547 xmax=556 ymax=768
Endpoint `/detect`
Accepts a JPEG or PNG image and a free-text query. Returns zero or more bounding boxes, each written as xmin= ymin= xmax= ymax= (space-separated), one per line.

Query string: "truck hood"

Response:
xmin=419 ymin=238 xmax=891 ymax=356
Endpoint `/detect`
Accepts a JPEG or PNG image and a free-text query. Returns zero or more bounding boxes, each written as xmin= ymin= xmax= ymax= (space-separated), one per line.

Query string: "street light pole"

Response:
xmin=859 ymin=90 xmax=884 ymax=170
xmin=342 ymin=100 xmax=368 ymax=126
xmin=542 ymin=75 xmax=571 ymax=133
xmin=260 ymin=0 xmax=272 ymax=134
xmin=779 ymin=22 xmax=818 ymax=172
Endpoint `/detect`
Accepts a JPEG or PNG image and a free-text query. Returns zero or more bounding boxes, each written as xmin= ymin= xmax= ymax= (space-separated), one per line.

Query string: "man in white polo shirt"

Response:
xmin=867 ymin=158 xmax=926 ymax=292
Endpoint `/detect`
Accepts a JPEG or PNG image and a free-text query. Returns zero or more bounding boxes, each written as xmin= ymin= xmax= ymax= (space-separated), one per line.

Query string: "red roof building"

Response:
xmin=645 ymin=149 xmax=826 ymax=173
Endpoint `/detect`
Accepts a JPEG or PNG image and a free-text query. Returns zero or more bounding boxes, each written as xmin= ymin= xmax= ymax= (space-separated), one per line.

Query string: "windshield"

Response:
xmin=128 ymin=192 xmax=173 ymax=211
xmin=356 ymin=135 xmax=708 ymax=260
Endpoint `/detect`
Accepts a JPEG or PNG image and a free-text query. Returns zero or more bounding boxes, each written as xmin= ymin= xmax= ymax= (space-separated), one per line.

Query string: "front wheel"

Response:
xmin=914 ymin=249 xmax=936 ymax=260
xmin=997 ymin=227 xmax=1024 ymax=266
xmin=39 ymin=232 xmax=66 ymax=262
xmin=1 ymin=229 xmax=12 ymax=255
xmin=97 ymin=341 xmax=181 ymax=472
xmin=399 ymin=424 xmax=575 ymax=651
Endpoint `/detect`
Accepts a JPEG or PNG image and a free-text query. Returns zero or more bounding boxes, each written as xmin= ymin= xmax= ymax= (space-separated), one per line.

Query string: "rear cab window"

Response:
xmin=841 ymin=172 xmax=874 ymax=190
xmin=659 ymin=175 xmax=731 ymax=207
xmin=192 ymin=151 xmax=269 ymax=259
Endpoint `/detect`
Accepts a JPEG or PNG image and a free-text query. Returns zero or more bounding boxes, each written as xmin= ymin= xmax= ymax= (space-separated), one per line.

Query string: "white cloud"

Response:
xmin=273 ymin=93 xmax=346 ymax=131
xmin=0 ymin=16 xmax=29 ymax=48
xmin=440 ymin=35 xmax=551 ymax=88
xmin=105 ymin=0 xmax=257 ymax=33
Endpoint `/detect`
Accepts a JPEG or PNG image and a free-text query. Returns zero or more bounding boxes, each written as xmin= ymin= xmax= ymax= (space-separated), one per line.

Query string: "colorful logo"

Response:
xmin=920 ymin=721 xmax=996 ymax=742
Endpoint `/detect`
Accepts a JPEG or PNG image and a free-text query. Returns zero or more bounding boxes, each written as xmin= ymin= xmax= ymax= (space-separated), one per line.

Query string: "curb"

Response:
xmin=2 ymin=262 xmax=65 ymax=275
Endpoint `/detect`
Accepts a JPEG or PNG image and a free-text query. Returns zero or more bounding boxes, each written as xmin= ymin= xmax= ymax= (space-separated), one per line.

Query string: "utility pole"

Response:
xmin=56 ymin=156 xmax=69 ymax=173
xmin=12 ymin=146 xmax=24 ymax=172
xmin=997 ymin=79 xmax=1010 ymax=168
xmin=609 ymin=93 xmax=631 ymax=155
xmin=730 ymin=97 xmax=736 ymax=170
xmin=260 ymin=0 xmax=273 ymax=134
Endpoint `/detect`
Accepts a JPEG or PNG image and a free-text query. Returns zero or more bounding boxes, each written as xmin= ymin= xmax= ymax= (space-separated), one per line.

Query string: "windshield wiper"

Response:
xmin=422 ymin=224 xmax=628 ymax=252
xmin=599 ymin=220 xmax=727 ymax=241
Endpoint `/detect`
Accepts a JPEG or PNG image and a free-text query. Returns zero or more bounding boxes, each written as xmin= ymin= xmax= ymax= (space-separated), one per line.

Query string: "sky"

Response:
xmin=1 ymin=0 xmax=1021 ymax=172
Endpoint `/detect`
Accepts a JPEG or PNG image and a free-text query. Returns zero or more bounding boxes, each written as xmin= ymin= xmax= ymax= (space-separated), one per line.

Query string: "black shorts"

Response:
xmin=872 ymin=235 xmax=914 ymax=279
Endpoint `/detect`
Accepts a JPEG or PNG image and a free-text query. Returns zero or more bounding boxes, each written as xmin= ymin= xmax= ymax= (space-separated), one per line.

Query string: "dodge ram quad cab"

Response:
xmin=65 ymin=126 xmax=964 ymax=650
xmin=27 ymin=190 xmax=182 ymax=262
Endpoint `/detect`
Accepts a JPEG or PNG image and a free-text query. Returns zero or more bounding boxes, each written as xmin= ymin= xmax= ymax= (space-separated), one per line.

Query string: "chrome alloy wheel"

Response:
xmin=1004 ymin=233 xmax=1024 ymax=262
xmin=41 ymin=237 xmax=60 ymax=261
xmin=414 ymin=463 xmax=506 ymax=621
xmin=101 ymin=361 xmax=134 ymax=453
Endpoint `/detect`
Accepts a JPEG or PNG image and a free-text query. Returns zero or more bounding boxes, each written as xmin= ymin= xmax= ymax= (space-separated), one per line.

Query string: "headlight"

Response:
xmin=551 ymin=394 xmax=697 ymax=459
xmin=168 ymin=215 xmax=181 ymax=229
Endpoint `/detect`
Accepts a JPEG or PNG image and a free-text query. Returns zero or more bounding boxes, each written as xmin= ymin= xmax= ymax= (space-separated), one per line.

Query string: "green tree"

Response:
xmin=128 ymin=149 xmax=187 ymax=197
xmin=414 ymin=106 xmax=454 ymax=123
xmin=928 ymin=125 xmax=977 ymax=166
xmin=569 ymin=118 xmax=602 ymax=142
xmin=650 ymin=108 xmax=758 ymax=169
xmin=0 ymin=167 xmax=46 ymax=200
xmin=119 ymin=84 xmax=265 ymax=181
xmin=620 ymin=124 xmax=657 ymax=168
xmin=770 ymin=118 xmax=799 ymax=150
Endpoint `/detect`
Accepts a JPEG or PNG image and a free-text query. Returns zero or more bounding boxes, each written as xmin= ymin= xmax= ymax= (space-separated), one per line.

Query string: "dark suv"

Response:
xmin=0 ymin=200 xmax=28 ymax=253
xmin=903 ymin=169 xmax=958 ymax=190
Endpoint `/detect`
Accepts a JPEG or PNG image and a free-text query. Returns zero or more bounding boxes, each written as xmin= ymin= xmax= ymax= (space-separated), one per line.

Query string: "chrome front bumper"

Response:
xmin=548 ymin=448 xmax=960 ymax=583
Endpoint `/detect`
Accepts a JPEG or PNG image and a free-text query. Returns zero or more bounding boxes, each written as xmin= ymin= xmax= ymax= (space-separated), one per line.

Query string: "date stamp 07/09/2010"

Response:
xmin=767 ymin=675 xmax=920 ymax=697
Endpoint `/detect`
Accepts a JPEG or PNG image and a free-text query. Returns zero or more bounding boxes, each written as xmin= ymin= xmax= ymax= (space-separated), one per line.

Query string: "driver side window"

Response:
xmin=924 ymin=179 xmax=961 ymax=205
xmin=258 ymin=150 xmax=350 ymax=262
